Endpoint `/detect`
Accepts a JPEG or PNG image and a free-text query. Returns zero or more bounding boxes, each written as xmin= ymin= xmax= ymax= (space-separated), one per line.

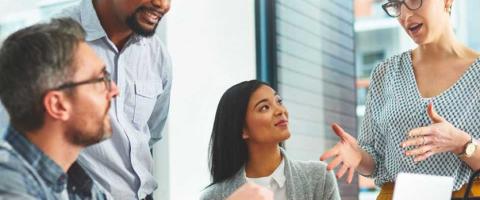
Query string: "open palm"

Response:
xmin=320 ymin=123 xmax=363 ymax=183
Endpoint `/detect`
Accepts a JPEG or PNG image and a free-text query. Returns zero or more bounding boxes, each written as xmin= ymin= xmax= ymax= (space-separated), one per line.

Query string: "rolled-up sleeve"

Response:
xmin=358 ymin=62 xmax=387 ymax=178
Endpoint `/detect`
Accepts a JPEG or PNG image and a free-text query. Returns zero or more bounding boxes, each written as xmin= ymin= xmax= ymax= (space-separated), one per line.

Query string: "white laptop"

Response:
xmin=393 ymin=173 xmax=454 ymax=200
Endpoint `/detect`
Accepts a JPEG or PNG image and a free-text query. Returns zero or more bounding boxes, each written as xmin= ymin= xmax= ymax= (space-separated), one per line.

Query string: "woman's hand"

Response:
xmin=402 ymin=103 xmax=471 ymax=162
xmin=320 ymin=123 xmax=363 ymax=183
xmin=226 ymin=183 xmax=273 ymax=200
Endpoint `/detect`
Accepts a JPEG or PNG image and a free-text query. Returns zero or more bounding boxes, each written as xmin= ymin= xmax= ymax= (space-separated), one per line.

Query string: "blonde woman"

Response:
xmin=321 ymin=0 xmax=480 ymax=199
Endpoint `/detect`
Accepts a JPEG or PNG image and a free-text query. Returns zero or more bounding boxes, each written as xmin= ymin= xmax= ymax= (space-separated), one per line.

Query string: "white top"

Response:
xmin=245 ymin=159 xmax=287 ymax=200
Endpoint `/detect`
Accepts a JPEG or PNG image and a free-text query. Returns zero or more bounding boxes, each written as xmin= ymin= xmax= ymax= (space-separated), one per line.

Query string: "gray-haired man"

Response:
xmin=0 ymin=18 xmax=119 ymax=199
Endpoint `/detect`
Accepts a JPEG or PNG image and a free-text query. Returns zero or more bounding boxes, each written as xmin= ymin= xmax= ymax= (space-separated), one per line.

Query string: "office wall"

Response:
xmin=153 ymin=0 xmax=257 ymax=199
xmin=275 ymin=0 xmax=358 ymax=199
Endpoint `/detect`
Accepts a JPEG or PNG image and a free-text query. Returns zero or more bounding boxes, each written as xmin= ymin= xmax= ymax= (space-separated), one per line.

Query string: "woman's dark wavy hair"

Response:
xmin=208 ymin=80 xmax=265 ymax=186
xmin=208 ymin=80 xmax=284 ymax=186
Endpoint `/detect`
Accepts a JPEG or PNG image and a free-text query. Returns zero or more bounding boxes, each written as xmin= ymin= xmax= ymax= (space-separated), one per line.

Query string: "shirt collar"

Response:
xmin=79 ymin=0 xmax=147 ymax=45
xmin=244 ymin=157 xmax=286 ymax=188
xmin=5 ymin=126 xmax=67 ymax=192
xmin=270 ymin=158 xmax=286 ymax=188
xmin=79 ymin=0 xmax=107 ymax=42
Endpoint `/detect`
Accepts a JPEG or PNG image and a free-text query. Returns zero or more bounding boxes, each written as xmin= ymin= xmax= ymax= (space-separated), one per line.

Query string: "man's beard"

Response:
xmin=67 ymin=104 xmax=112 ymax=147
xmin=68 ymin=123 xmax=108 ymax=146
xmin=126 ymin=6 xmax=160 ymax=37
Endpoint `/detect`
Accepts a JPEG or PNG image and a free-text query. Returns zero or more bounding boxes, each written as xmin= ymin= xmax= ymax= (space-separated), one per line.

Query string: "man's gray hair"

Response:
xmin=0 ymin=17 xmax=86 ymax=132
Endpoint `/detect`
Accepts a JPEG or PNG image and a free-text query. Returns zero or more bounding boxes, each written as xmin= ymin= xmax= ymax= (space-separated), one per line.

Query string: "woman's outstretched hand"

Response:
xmin=402 ymin=103 xmax=471 ymax=162
xmin=320 ymin=123 xmax=363 ymax=184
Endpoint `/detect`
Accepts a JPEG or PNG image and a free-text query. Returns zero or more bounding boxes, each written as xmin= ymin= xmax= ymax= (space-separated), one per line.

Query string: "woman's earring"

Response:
xmin=446 ymin=5 xmax=452 ymax=15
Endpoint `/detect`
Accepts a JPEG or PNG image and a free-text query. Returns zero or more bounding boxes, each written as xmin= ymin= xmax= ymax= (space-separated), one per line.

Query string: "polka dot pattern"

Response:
xmin=359 ymin=50 xmax=480 ymax=190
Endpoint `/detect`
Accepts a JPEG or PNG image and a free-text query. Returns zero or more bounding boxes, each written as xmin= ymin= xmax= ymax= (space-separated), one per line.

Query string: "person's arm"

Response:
xmin=148 ymin=44 xmax=172 ymax=147
xmin=355 ymin=62 xmax=387 ymax=177
xmin=0 ymin=166 xmax=38 ymax=200
xmin=0 ymin=191 xmax=37 ymax=200
xmin=323 ymin=168 xmax=341 ymax=200
xmin=357 ymin=149 xmax=376 ymax=176
xmin=321 ymin=60 xmax=388 ymax=183
xmin=459 ymin=136 xmax=480 ymax=171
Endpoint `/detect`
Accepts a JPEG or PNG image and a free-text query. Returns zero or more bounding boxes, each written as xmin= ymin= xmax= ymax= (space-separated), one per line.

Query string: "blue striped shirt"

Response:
xmin=58 ymin=0 xmax=172 ymax=199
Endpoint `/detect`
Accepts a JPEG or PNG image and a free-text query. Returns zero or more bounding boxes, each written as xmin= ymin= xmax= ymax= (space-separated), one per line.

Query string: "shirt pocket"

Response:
xmin=132 ymin=80 xmax=164 ymax=129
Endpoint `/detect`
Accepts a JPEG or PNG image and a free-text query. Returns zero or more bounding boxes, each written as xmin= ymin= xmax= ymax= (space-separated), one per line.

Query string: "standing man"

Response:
xmin=0 ymin=18 xmax=119 ymax=199
xmin=60 ymin=0 xmax=172 ymax=199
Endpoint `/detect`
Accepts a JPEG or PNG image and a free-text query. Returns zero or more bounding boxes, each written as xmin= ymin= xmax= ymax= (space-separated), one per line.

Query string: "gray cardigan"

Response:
xmin=201 ymin=150 xmax=341 ymax=200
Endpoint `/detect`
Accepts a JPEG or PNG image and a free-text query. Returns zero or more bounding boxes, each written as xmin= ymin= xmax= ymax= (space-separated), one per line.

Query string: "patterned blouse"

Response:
xmin=359 ymin=50 xmax=480 ymax=190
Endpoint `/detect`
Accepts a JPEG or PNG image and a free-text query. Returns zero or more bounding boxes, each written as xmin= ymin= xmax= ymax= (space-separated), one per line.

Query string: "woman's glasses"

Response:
xmin=382 ymin=0 xmax=423 ymax=17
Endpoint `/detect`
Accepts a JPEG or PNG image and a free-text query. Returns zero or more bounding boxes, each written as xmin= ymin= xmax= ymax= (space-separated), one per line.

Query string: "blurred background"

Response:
xmin=0 ymin=0 xmax=479 ymax=199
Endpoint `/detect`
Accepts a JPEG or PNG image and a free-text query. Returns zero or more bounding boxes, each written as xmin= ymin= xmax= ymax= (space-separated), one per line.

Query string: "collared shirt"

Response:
xmin=359 ymin=50 xmax=480 ymax=190
xmin=245 ymin=158 xmax=287 ymax=200
xmin=0 ymin=126 xmax=107 ymax=200
xmin=58 ymin=0 xmax=172 ymax=199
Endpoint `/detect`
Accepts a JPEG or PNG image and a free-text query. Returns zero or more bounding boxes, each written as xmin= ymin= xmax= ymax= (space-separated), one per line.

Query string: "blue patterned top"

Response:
xmin=359 ymin=50 xmax=480 ymax=190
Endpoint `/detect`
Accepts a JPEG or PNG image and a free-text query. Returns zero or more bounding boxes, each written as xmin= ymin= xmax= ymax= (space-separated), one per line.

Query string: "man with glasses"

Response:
xmin=0 ymin=18 xmax=119 ymax=199
xmin=59 ymin=0 xmax=173 ymax=199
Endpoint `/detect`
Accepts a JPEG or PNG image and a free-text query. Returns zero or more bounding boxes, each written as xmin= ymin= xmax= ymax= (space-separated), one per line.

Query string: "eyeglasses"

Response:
xmin=382 ymin=0 xmax=423 ymax=18
xmin=54 ymin=70 xmax=112 ymax=91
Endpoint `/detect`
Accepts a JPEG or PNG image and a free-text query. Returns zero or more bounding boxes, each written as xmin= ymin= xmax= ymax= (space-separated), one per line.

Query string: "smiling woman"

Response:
xmin=201 ymin=80 xmax=341 ymax=200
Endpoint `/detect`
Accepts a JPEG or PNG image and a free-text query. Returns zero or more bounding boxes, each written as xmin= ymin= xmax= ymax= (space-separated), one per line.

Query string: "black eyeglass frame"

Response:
xmin=382 ymin=0 xmax=423 ymax=18
xmin=53 ymin=70 xmax=112 ymax=91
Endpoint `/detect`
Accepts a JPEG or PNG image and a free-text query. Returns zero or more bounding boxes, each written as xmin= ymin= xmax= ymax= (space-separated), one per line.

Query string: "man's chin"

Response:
xmin=128 ymin=19 xmax=158 ymax=37
xmin=136 ymin=24 xmax=157 ymax=37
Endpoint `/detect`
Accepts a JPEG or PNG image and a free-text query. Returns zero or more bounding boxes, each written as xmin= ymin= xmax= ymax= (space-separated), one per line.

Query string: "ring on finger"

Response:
xmin=424 ymin=146 xmax=431 ymax=154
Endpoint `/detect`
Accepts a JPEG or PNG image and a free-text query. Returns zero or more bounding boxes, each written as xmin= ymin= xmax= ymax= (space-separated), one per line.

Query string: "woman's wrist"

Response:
xmin=357 ymin=149 xmax=375 ymax=176
xmin=453 ymin=130 xmax=471 ymax=155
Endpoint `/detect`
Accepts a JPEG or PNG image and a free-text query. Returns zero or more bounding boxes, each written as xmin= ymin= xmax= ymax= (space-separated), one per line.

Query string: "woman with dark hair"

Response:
xmin=201 ymin=80 xmax=340 ymax=200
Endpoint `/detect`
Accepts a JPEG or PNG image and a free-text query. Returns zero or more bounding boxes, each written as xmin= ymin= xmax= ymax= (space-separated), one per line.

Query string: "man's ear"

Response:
xmin=43 ymin=91 xmax=71 ymax=121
